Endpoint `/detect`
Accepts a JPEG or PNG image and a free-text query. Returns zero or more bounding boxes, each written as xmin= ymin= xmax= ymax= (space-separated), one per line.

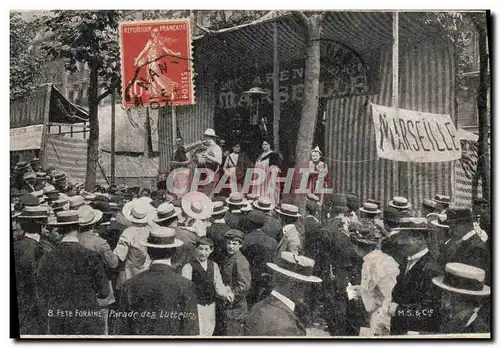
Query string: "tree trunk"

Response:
xmin=476 ymin=15 xmax=490 ymax=203
xmin=85 ymin=58 xmax=99 ymax=192
xmin=292 ymin=14 xmax=322 ymax=212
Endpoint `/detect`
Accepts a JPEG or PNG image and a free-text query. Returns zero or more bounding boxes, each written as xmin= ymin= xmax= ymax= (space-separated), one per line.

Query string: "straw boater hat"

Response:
xmin=68 ymin=196 xmax=86 ymax=210
xmin=366 ymin=199 xmax=381 ymax=209
xmin=253 ymin=197 xmax=273 ymax=211
xmin=275 ymin=203 xmax=301 ymax=218
xmin=36 ymin=172 xmax=47 ymax=180
xmin=142 ymin=226 xmax=184 ymax=249
xmin=429 ymin=213 xmax=449 ymax=229
xmin=241 ymin=204 xmax=253 ymax=213
xmin=267 ymin=252 xmax=322 ymax=283
xmin=30 ymin=157 xmax=40 ymax=165
xmin=18 ymin=205 xmax=49 ymax=219
xmin=359 ymin=202 xmax=382 ymax=215
xmin=212 ymin=201 xmax=229 ymax=215
xmin=15 ymin=161 xmax=29 ymax=171
xmin=422 ymin=198 xmax=437 ymax=210
xmin=388 ymin=196 xmax=410 ymax=210
xmin=307 ymin=193 xmax=320 ymax=203
xmin=23 ymin=172 xmax=36 ymax=181
xmin=246 ymin=193 xmax=259 ymax=203
xmin=154 ymin=203 xmax=179 ymax=223
xmin=122 ymin=199 xmax=155 ymax=224
xmin=81 ymin=191 xmax=96 ymax=201
xmin=432 ymin=263 xmax=490 ymax=296
xmin=52 ymin=171 xmax=67 ymax=182
xmin=226 ymin=192 xmax=249 ymax=207
xmin=203 ymin=128 xmax=217 ymax=138
xmin=78 ymin=205 xmax=103 ymax=227
xmin=432 ymin=194 xmax=451 ymax=205
xmin=182 ymin=191 xmax=213 ymax=220
xmin=52 ymin=198 xmax=69 ymax=212
xmin=48 ymin=210 xmax=82 ymax=226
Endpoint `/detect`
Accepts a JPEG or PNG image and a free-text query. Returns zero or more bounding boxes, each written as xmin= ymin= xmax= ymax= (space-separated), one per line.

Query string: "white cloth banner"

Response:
xmin=10 ymin=124 xmax=43 ymax=151
xmin=372 ymin=104 xmax=462 ymax=162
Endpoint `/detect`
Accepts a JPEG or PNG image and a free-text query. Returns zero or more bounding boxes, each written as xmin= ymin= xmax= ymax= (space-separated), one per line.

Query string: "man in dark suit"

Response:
xmin=303 ymin=195 xmax=322 ymax=261
xmin=243 ymin=251 xmax=322 ymax=336
xmin=439 ymin=208 xmax=490 ymax=285
xmin=240 ymin=210 xmax=278 ymax=308
xmin=22 ymin=172 xmax=37 ymax=193
xmin=112 ymin=226 xmax=199 ymax=336
xmin=216 ymin=229 xmax=251 ymax=336
xmin=253 ymin=197 xmax=282 ymax=241
xmin=224 ymin=193 xmax=248 ymax=230
xmin=206 ymin=201 xmax=230 ymax=266
xmin=14 ymin=203 xmax=49 ymax=335
xmin=316 ymin=194 xmax=364 ymax=336
xmin=381 ymin=220 xmax=442 ymax=335
xmin=37 ymin=210 xmax=110 ymax=335
xmin=431 ymin=262 xmax=490 ymax=334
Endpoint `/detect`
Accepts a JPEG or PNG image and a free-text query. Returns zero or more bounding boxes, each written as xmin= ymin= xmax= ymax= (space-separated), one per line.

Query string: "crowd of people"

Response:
xmin=11 ymin=141 xmax=491 ymax=337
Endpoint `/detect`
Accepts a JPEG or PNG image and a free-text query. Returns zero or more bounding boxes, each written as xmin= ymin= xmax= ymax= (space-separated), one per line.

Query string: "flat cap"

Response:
xmin=224 ymin=229 xmax=245 ymax=242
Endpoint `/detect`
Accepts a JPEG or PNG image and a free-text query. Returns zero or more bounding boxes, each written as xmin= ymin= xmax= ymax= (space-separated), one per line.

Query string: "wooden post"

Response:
xmin=110 ymin=89 xmax=116 ymax=185
xmin=393 ymin=11 xmax=406 ymax=197
xmin=144 ymin=107 xmax=151 ymax=158
xmin=172 ymin=106 xmax=177 ymax=145
xmin=40 ymin=84 xmax=52 ymax=169
xmin=272 ymin=21 xmax=280 ymax=152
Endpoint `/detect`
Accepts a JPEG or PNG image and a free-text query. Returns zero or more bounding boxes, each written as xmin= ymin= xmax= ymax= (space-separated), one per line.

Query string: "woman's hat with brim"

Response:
xmin=359 ymin=202 xmax=382 ymax=215
xmin=154 ymin=203 xmax=179 ymax=223
xmin=350 ymin=228 xmax=382 ymax=246
xmin=432 ymin=194 xmax=451 ymax=205
xmin=226 ymin=192 xmax=249 ymax=207
xmin=267 ymin=252 xmax=322 ymax=283
xmin=212 ymin=201 xmax=229 ymax=215
xmin=18 ymin=205 xmax=49 ymax=219
xmin=389 ymin=196 xmax=411 ymax=210
xmin=78 ymin=205 xmax=104 ymax=227
xmin=182 ymin=192 xmax=213 ymax=220
xmin=253 ymin=197 xmax=274 ymax=211
xmin=142 ymin=226 xmax=184 ymax=249
xmin=122 ymin=199 xmax=155 ymax=224
xmin=432 ymin=263 xmax=490 ymax=296
xmin=275 ymin=203 xmax=301 ymax=218
xmin=48 ymin=210 xmax=82 ymax=226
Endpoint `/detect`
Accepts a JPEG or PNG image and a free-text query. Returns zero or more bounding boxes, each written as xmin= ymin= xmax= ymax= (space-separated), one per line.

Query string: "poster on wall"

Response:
xmin=119 ymin=19 xmax=194 ymax=108
xmin=372 ymin=104 xmax=462 ymax=162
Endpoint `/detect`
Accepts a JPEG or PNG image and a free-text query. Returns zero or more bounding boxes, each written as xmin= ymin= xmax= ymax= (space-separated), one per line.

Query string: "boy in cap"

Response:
xmin=182 ymin=237 xmax=232 ymax=336
xmin=243 ymin=252 xmax=322 ymax=336
xmin=206 ymin=200 xmax=231 ymax=265
xmin=215 ymin=229 xmax=251 ymax=336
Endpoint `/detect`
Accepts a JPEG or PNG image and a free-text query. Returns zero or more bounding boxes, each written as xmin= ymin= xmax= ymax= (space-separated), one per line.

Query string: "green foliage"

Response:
xmin=10 ymin=11 xmax=47 ymax=100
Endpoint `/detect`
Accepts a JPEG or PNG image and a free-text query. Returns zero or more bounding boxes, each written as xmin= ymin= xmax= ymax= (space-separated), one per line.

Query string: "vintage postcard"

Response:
xmin=10 ymin=9 xmax=491 ymax=339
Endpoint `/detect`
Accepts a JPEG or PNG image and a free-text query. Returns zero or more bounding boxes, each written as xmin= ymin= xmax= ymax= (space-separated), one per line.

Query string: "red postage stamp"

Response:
xmin=119 ymin=19 xmax=194 ymax=108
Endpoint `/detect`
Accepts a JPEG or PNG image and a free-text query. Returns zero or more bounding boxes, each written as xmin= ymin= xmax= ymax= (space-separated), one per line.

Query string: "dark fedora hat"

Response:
xmin=446 ymin=207 xmax=474 ymax=224
xmin=391 ymin=217 xmax=432 ymax=233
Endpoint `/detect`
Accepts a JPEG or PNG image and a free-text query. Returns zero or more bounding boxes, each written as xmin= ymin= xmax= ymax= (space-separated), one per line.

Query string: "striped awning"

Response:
xmin=194 ymin=12 xmax=446 ymax=77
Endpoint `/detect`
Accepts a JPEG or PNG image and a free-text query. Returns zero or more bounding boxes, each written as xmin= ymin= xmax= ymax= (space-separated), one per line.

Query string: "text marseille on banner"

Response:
xmin=371 ymin=104 xmax=462 ymax=163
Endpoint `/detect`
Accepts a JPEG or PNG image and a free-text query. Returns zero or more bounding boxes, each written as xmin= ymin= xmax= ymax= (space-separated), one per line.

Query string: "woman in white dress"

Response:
xmin=251 ymin=141 xmax=281 ymax=207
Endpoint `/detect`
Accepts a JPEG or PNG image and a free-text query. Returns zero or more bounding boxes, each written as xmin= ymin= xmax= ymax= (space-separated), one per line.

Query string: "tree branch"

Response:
xmin=96 ymin=80 xmax=120 ymax=103
xmin=196 ymin=23 xmax=213 ymax=34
